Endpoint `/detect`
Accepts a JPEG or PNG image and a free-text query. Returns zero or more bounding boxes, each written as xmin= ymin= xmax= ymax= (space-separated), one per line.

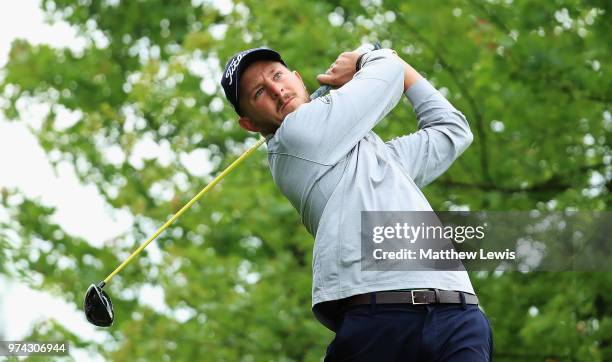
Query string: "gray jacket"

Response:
xmin=265 ymin=49 xmax=475 ymax=330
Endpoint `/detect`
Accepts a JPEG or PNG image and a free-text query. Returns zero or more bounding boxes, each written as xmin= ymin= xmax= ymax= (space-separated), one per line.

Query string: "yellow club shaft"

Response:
xmin=103 ymin=137 xmax=266 ymax=285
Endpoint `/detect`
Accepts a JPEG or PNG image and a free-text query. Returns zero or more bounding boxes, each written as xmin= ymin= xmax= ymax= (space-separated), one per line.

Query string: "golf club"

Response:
xmin=84 ymin=43 xmax=381 ymax=327
xmin=83 ymin=136 xmax=264 ymax=327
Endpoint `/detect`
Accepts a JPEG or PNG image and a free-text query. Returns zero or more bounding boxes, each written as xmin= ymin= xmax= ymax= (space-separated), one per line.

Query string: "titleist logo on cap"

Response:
xmin=225 ymin=53 xmax=245 ymax=86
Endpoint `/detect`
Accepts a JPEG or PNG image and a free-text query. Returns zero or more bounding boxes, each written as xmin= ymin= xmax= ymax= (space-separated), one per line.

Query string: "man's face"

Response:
xmin=238 ymin=60 xmax=310 ymax=134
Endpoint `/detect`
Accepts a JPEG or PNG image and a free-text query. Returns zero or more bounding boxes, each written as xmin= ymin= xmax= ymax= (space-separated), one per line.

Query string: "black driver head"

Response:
xmin=84 ymin=282 xmax=114 ymax=327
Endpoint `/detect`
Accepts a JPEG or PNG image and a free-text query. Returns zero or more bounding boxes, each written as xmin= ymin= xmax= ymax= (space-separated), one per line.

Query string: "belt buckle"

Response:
xmin=410 ymin=289 xmax=431 ymax=305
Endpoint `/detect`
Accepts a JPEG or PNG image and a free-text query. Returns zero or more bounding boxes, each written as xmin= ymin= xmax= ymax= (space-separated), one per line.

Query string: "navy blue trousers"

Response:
xmin=324 ymin=302 xmax=493 ymax=361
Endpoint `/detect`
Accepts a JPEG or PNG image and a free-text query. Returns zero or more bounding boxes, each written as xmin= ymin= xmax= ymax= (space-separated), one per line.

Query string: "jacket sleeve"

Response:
xmin=276 ymin=49 xmax=405 ymax=165
xmin=386 ymin=79 xmax=474 ymax=187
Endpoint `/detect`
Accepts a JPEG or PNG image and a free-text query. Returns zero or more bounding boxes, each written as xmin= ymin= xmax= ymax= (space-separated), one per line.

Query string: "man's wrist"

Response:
xmin=405 ymin=78 xmax=436 ymax=107
xmin=404 ymin=67 xmax=424 ymax=92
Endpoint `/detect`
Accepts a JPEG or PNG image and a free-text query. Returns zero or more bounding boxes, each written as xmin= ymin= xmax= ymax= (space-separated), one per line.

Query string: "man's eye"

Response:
xmin=255 ymin=88 xmax=263 ymax=98
xmin=273 ymin=72 xmax=282 ymax=80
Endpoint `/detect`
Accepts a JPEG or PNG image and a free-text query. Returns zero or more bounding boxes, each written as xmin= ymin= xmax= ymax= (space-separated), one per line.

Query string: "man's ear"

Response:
xmin=293 ymin=70 xmax=307 ymax=91
xmin=238 ymin=116 xmax=260 ymax=132
xmin=293 ymin=70 xmax=302 ymax=80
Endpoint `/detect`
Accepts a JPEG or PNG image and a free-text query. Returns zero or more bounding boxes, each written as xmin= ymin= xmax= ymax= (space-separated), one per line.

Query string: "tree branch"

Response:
xmin=466 ymin=0 xmax=511 ymax=34
xmin=438 ymin=162 xmax=607 ymax=194
xmin=395 ymin=13 xmax=494 ymax=185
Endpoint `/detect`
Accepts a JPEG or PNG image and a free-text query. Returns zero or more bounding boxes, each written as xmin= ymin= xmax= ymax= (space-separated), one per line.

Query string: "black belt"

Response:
xmin=344 ymin=289 xmax=479 ymax=307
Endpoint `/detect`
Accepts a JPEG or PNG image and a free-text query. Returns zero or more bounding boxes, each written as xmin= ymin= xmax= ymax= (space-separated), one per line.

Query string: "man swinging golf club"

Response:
xmin=220 ymin=45 xmax=493 ymax=361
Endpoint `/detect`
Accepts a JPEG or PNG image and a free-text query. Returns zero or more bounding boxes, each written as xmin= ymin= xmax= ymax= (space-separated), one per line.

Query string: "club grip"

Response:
xmin=309 ymin=42 xmax=382 ymax=100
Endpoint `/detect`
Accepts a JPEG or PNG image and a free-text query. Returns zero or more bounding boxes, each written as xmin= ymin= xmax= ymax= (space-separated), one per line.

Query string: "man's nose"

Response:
xmin=267 ymin=82 xmax=284 ymax=99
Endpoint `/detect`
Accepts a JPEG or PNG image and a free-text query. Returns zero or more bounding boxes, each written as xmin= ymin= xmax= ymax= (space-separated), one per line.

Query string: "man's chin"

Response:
xmin=281 ymin=98 xmax=306 ymax=118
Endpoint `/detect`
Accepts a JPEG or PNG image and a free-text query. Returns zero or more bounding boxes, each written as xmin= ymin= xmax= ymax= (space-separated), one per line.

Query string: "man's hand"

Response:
xmin=316 ymin=50 xmax=360 ymax=88
xmin=316 ymin=47 xmax=423 ymax=93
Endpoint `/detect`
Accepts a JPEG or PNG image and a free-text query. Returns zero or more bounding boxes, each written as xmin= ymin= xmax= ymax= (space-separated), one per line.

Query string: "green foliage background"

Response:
xmin=0 ymin=0 xmax=610 ymax=361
